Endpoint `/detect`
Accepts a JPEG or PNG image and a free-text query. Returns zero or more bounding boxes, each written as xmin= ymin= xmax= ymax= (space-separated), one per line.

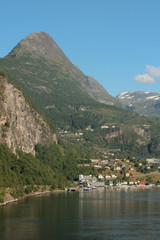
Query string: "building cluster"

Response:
xmin=79 ymin=157 xmax=160 ymax=187
xmin=78 ymin=174 xmax=154 ymax=188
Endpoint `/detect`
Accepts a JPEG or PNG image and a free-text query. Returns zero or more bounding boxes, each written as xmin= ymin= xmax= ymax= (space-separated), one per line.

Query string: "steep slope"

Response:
xmin=6 ymin=31 xmax=116 ymax=104
xmin=117 ymin=91 xmax=160 ymax=117
xmin=8 ymin=31 xmax=70 ymax=63
xmin=0 ymin=32 xmax=118 ymax=128
xmin=1 ymin=32 xmax=160 ymax=156
xmin=0 ymin=73 xmax=57 ymax=155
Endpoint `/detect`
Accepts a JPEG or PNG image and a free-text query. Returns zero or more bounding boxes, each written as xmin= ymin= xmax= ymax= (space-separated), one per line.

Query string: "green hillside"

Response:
xmin=1 ymin=32 xmax=160 ymax=156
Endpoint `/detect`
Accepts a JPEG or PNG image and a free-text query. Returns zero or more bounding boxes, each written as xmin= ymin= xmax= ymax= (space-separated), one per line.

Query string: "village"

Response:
xmin=58 ymin=126 xmax=160 ymax=188
xmin=77 ymin=156 xmax=160 ymax=189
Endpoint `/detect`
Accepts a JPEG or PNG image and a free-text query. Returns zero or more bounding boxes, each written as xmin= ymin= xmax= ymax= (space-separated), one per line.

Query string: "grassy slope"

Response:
xmin=1 ymin=56 xmax=160 ymax=156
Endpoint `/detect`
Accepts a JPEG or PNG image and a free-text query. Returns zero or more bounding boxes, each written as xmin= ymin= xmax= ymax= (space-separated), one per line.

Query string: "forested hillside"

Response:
xmin=1 ymin=32 xmax=160 ymax=158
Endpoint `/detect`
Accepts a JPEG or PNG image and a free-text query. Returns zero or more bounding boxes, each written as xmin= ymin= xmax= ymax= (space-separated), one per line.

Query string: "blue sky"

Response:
xmin=1 ymin=0 xmax=160 ymax=96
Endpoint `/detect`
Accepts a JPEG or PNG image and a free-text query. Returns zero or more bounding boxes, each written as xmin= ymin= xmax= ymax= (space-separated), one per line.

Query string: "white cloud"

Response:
xmin=134 ymin=74 xmax=155 ymax=84
xmin=146 ymin=65 xmax=160 ymax=78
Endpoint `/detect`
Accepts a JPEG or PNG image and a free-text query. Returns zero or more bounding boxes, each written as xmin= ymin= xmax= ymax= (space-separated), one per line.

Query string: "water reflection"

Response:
xmin=0 ymin=189 xmax=160 ymax=240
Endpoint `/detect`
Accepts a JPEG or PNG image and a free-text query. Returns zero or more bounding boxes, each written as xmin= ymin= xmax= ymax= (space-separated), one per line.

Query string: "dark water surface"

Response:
xmin=0 ymin=188 xmax=160 ymax=240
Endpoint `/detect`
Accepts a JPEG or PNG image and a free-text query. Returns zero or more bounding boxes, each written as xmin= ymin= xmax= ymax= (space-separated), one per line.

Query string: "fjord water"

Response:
xmin=0 ymin=189 xmax=160 ymax=240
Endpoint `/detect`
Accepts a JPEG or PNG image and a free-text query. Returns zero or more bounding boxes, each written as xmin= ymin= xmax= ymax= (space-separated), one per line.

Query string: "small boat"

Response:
xmin=83 ymin=188 xmax=92 ymax=191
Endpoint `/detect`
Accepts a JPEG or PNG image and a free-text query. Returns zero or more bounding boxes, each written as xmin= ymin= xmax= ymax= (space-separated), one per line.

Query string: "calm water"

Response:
xmin=0 ymin=188 xmax=160 ymax=240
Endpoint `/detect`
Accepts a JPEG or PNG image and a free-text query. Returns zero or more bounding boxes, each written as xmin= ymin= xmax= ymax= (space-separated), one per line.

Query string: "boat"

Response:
xmin=83 ymin=188 xmax=92 ymax=191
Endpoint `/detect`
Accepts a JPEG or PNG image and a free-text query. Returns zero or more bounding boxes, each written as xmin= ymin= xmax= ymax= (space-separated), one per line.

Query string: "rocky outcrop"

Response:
xmin=0 ymin=75 xmax=57 ymax=155
xmin=105 ymin=129 xmax=123 ymax=139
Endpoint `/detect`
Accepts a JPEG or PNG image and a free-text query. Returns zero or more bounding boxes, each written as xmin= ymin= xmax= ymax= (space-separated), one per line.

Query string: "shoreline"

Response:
xmin=1 ymin=185 xmax=160 ymax=207
xmin=0 ymin=189 xmax=65 ymax=207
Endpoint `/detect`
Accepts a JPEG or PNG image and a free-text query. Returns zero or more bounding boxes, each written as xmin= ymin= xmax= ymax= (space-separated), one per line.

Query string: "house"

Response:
xmin=146 ymin=158 xmax=160 ymax=164
xmin=79 ymin=174 xmax=84 ymax=181
xmin=91 ymin=159 xmax=99 ymax=163
xmin=101 ymin=125 xmax=109 ymax=129
xmin=125 ymin=173 xmax=130 ymax=177
xmin=129 ymin=181 xmax=134 ymax=185
xmin=111 ymin=174 xmax=117 ymax=179
xmin=79 ymin=174 xmax=97 ymax=184
xmin=138 ymin=182 xmax=145 ymax=186
xmin=101 ymin=160 xmax=108 ymax=164
xmin=79 ymin=174 xmax=93 ymax=182
xmin=93 ymin=181 xmax=105 ymax=187
xmin=98 ymin=174 xmax=104 ymax=180
xmin=122 ymin=164 xmax=127 ymax=168
xmin=109 ymin=181 xmax=113 ymax=186
xmin=105 ymin=175 xmax=111 ymax=179
xmin=94 ymin=165 xmax=102 ymax=168
xmin=92 ymin=177 xmax=97 ymax=183
xmin=114 ymin=166 xmax=121 ymax=171
xmin=121 ymin=181 xmax=128 ymax=185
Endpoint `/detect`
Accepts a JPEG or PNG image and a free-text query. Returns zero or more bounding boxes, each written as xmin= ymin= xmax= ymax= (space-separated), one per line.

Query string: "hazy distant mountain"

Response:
xmin=117 ymin=91 xmax=160 ymax=117
xmin=1 ymin=31 xmax=160 ymax=156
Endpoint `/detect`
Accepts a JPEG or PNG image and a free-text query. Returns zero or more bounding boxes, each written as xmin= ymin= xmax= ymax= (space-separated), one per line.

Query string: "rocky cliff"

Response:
xmin=0 ymin=74 xmax=57 ymax=155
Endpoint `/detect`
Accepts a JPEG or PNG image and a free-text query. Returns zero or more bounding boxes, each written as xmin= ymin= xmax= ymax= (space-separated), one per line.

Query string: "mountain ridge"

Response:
xmin=4 ymin=31 xmax=117 ymax=107
xmin=117 ymin=91 xmax=160 ymax=117
xmin=7 ymin=31 xmax=69 ymax=63
xmin=1 ymin=32 xmax=160 ymax=156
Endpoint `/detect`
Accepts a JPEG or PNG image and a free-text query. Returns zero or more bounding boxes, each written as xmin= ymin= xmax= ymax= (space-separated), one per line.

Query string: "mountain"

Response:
xmin=0 ymin=72 xmax=81 ymax=194
xmin=1 ymin=32 xmax=160 ymax=156
xmin=0 ymin=32 xmax=119 ymax=128
xmin=8 ymin=31 xmax=70 ymax=63
xmin=0 ymin=72 xmax=57 ymax=155
xmin=117 ymin=91 xmax=160 ymax=117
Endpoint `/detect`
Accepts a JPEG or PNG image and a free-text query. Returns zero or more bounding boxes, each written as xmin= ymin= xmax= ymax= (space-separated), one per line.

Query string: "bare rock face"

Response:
xmin=0 ymin=75 xmax=57 ymax=155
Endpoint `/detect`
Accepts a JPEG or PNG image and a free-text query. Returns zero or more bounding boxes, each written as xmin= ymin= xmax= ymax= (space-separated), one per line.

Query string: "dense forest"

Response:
xmin=0 ymin=142 xmax=95 ymax=201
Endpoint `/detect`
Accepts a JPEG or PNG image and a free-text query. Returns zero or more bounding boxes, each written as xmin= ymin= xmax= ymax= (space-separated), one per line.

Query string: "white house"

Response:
xmin=98 ymin=174 xmax=104 ymax=180
xmin=146 ymin=158 xmax=160 ymax=164
xmin=101 ymin=125 xmax=109 ymax=129
xmin=114 ymin=166 xmax=121 ymax=171
xmin=111 ymin=174 xmax=117 ymax=179
xmin=105 ymin=175 xmax=111 ymax=179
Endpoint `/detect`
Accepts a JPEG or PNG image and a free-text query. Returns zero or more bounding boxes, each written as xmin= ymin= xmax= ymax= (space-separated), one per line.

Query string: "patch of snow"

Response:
xmin=127 ymin=96 xmax=134 ymax=99
xmin=118 ymin=91 xmax=132 ymax=98
xmin=119 ymin=91 xmax=130 ymax=96
xmin=146 ymin=96 xmax=159 ymax=100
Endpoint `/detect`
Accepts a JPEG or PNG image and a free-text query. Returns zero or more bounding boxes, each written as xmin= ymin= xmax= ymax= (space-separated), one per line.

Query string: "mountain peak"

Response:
xmin=7 ymin=31 xmax=68 ymax=62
